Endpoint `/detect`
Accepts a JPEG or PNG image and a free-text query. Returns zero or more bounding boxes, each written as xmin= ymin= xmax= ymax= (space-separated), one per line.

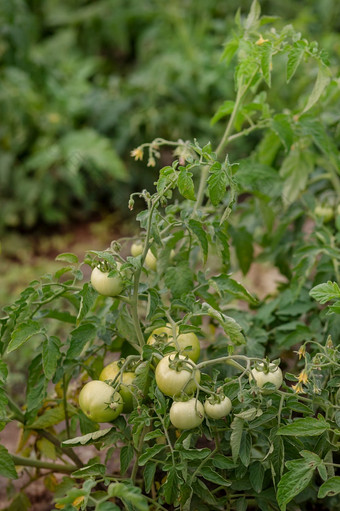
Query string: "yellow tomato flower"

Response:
xmin=255 ymin=35 xmax=269 ymax=45
xmin=297 ymin=369 xmax=309 ymax=385
xmin=130 ymin=147 xmax=144 ymax=161
xmin=292 ymin=383 xmax=304 ymax=394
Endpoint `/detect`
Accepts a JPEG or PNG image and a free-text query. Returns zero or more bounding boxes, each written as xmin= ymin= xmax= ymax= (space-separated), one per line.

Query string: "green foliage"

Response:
xmin=1 ymin=2 xmax=340 ymax=510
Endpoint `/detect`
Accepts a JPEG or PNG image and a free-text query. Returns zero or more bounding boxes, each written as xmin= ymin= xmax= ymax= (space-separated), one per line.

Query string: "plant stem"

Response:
xmin=11 ymin=454 xmax=75 ymax=474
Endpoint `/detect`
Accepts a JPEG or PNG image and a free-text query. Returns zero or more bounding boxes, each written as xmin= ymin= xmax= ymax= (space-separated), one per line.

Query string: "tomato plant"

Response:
xmin=1 ymin=2 xmax=340 ymax=510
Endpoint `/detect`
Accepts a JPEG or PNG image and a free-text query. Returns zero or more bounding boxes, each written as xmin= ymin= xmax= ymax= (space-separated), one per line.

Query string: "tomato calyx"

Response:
xmin=168 ymin=354 xmax=194 ymax=373
xmin=254 ymin=358 xmax=280 ymax=374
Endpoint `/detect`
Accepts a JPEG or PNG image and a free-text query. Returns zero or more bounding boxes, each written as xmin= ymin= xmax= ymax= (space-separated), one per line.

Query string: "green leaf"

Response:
xmin=108 ymin=483 xmax=148 ymax=511
xmin=199 ymin=466 xmax=231 ymax=486
xmin=234 ymin=159 xmax=282 ymax=198
xmin=72 ymin=463 xmax=106 ymax=478
xmin=164 ymin=262 xmax=194 ymax=298
xmin=42 ymin=336 xmax=61 ymax=380
xmin=66 ymin=323 xmax=97 ymax=360
xmin=310 ymin=281 xmax=340 ymax=304
xmin=0 ymin=445 xmax=18 ymax=479
xmin=7 ymin=321 xmax=42 ymax=354
xmin=277 ymin=417 xmax=331 ymax=437
xmin=210 ymin=275 xmax=258 ymax=304
xmin=250 ymin=461 xmax=264 ymax=493
xmin=211 ymin=100 xmax=235 ymax=125
xmin=163 ymin=467 xmax=179 ymax=504
xmin=286 ymin=42 xmax=306 ymax=83
xmin=178 ymin=168 xmax=196 ymax=201
xmin=77 ymin=284 xmax=97 ymax=323
xmin=202 ymin=303 xmax=245 ymax=345
xmin=259 ymin=41 xmax=272 ymax=87
xmin=207 ymin=162 xmax=228 ymax=206
xmin=5 ymin=493 xmax=31 ymax=511
xmin=55 ymin=253 xmax=79 ymax=264
xmin=138 ymin=445 xmax=165 ymax=466
xmin=143 ymin=462 xmax=157 ymax=494
xmin=221 ymin=39 xmax=239 ymax=64
xmin=318 ymin=476 xmax=340 ymax=499
xmin=280 ymin=148 xmax=314 ymax=206
xmin=120 ymin=445 xmax=134 ymax=475
xmin=231 ymin=226 xmax=253 ymax=275
xmin=62 ymin=428 xmax=113 ymax=447
xmin=239 ymin=431 xmax=252 ymax=467
xmin=188 ymin=219 xmax=208 ymax=262
xmin=301 ymin=64 xmax=331 ymax=115
xmin=245 ymin=0 xmax=261 ymax=30
xmin=271 ymin=114 xmax=294 ymax=151
xmin=230 ymin=417 xmax=244 ymax=463
xmin=212 ymin=455 xmax=237 ymax=469
xmin=116 ymin=308 xmax=139 ymax=345
xmin=28 ymin=403 xmax=69 ymax=429
xmin=277 ymin=459 xmax=315 ymax=511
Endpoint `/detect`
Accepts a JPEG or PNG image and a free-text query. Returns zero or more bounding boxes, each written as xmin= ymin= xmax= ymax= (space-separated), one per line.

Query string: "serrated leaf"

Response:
xmin=116 ymin=308 xmax=138 ymax=345
xmin=259 ymin=41 xmax=272 ymax=86
xmin=231 ymin=226 xmax=253 ymax=275
xmin=56 ymin=253 xmax=79 ymax=264
xmin=277 ymin=417 xmax=331 ymax=437
xmin=249 ymin=461 xmax=264 ymax=493
xmin=28 ymin=403 xmax=68 ymax=429
xmin=188 ymin=219 xmax=208 ymax=262
xmin=62 ymin=428 xmax=113 ymax=447
xmin=301 ymin=64 xmax=330 ymax=115
xmin=42 ymin=336 xmax=61 ymax=380
xmin=66 ymin=324 xmax=97 ymax=360
xmin=221 ymin=38 xmax=239 ymax=63
xmin=120 ymin=445 xmax=134 ymax=475
xmin=138 ymin=444 xmax=165 ymax=466
xmin=207 ymin=162 xmax=228 ymax=206
xmin=277 ymin=459 xmax=314 ymax=511
xmin=280 ymin=148 xmax=314 ymax=206
xmin=318 ymin=476 xmax=340 ymax=498
xmin=77 ymin=284 xmax=97 ymax=323
xmin=210 ymin=275 xmax=258 ymax=304
xmin=72 ymin=463 xmax=106 ymax=478
xmin=230 ymin=417 xmax=244 ymax=463
xmin=143 ymin=462 xmax=156 ymax=494
xmin=0 ymin=445 xmax=18 ymax=479
xmin=164 ymin=262 xmax=194 ymax=298
xmin=178 ymin=168 xmax=196 ymax=201
xmin=286 ymin=42 xmax=306 ymax=82
xmin=163 ymin=467 xmax=179 ymax=504
xmin=211 ymin=100 xmax=235 ymax=125
xmin=199 ymin=466 xmax=231 ymax=486
xmin=271 ymin=114 xmax=294 ymax=151
xmin=310 ymin=281 xmax=340 ymax=304
xmin=7 ymin=321 xmax=42 ymax=353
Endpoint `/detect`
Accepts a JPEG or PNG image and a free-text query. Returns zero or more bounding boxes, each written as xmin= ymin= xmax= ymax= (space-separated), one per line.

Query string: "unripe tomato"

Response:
xmin=315 ymin=205 xmax=334 ymax=223
xmin=131 ymin=242 xmax=143 ymax=257
xmin=170 ymin=399 xmax=204 ymax=430
xmin=99 ymin=361 xmax=135 ymax=413
xmin=91 ymin=266 xmax=124 ymax=297
xmin=145 ymin=249 xmax=157 ymax=271
xmin=78 ymin=380 xmax=123 ymax=423
xmin=250 ymin=363 xmax=283 ymax=393
xmin=147 ymin=326 xmax=200 ymax=362
xmin=155 ymin=354 xmax=200 ymax=397
xmin=204 ymin=395 xmax=232 ymax=419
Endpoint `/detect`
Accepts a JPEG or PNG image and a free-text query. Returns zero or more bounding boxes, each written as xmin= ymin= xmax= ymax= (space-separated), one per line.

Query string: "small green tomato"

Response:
xmin=170 ymin=398 xmax=204 ymax=430
xmin=204 ymin=395 xmax=232 ymax=419
xmin=78 ymin=380 xmax=123 ymax=423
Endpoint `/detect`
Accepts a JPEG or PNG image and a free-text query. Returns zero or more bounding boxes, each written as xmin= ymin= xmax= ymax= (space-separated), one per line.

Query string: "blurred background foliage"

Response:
xmin=1 ymin=0 xmax=340 ymax=233
xmin=1 ymin=0 xmax=340 ymax=307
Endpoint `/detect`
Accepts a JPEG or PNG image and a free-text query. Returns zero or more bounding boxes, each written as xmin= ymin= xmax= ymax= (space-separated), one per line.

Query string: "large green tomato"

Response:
xmin=170 ymin=399 xmax=204 ymax=430
xmin=155 ymin=354 xmax=200 ymax=397
xmin=78 ymin=380 xmax=123 ymax=423
xmin=250 ymin=363 xmax=283 ymax=393
xmin=204 ymin=395 xmax=232 ymax=419
xmin=147 ymin=326 xmax=200 ymax=362
xmin=131 ymin=242 xmax=143 ymax=257
xmin=91 ymin=266 xmax=124 ymax=297
xmin=99 ymin=361 xmax=135 ymax=413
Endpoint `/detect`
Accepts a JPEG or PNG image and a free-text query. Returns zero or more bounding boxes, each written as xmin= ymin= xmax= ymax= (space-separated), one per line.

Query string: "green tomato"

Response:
xmin=78 ymin=380 xmax=123 ymax=423
xmin=170 ymin=398 xmax=204 ymax=430
xmin=147 ymin=326 xmax=200 ymax=362
xmin=204 ymin=395 xmax=232 ymax=419
xmin=131 ymin=242 xmax=143 ymax=257
xmin=155 ymin=354 xmax=200 ymax=397
xmin=91 ymin=266 xmax=124 ymax=297
xmin=250 ymin=363 xmax=283 ymax=393
xmin=315 ymin=205 xmax=334 ymax=223
xmin=99 ymin=361 xmax=135 ymax=413
xmin=145 ymin=249 xmax=157 ymax=271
